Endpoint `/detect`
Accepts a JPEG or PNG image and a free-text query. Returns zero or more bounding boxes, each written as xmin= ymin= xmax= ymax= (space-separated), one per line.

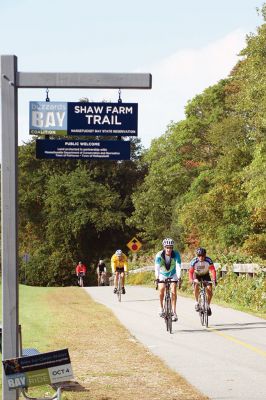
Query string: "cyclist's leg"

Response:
xmin=115 ymin=271 xmax=119 ymax=287
xmin=121 ymin=271 xmax=125 ymax=286
xmin=194 ymin=281 xmax=200 ymax=308
xmin=113 ymin=271 xmax=118 ymax=292
xmin=159 ymin=282 xmax=165 ymax=315
xmin=206 ymin=282 xmax=213 ymax=316
xmin=121 ymin=272 xmax=126 ymax=293
xmin=206 ymin=284 xmax=213 ymax=304
xmin=194 ymin=280 xmax=199 ymax=302
xmin=170 ymin=282 xmax=177 ymax=314
xmin=193 ymin=276 xmax=200 ymax=311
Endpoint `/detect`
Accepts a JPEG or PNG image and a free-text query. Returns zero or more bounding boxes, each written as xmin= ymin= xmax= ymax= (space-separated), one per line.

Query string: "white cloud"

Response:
xmin=137 ymin=29 xmax=246 ymax=147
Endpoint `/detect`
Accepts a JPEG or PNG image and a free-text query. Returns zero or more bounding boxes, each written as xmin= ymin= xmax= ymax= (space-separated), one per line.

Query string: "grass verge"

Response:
xmin=1 ymin=285 xmax=208 ymax=400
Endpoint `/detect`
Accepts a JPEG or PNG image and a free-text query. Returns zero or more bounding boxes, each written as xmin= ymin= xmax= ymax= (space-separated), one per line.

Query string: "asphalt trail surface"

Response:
xmin=84 ymin=285 xmax=266 ymax=400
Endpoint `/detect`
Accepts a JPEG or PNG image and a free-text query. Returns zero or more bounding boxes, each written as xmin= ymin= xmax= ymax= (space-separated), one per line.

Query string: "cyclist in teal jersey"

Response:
xmin=155 ymin=238 xmax=182 ymax=321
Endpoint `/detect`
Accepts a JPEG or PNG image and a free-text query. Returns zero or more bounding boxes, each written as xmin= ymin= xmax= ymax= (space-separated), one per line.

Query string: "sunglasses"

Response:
xmin=165 ymin=246 xmax=173 ymax=249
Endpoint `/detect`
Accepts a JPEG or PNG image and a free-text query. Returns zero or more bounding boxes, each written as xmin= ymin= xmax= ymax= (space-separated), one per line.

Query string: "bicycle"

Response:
xmin=77 ymin=272 xmax=85 ymax=287
xmin=197 ymin=280 xmax=213 ymax=327
xmin=156 ymin=278 xmax=179 ymax=334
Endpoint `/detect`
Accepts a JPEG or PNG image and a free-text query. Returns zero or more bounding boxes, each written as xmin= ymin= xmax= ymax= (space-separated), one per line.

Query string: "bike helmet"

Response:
xmin=162 ymin=238 xmax=174 ymax=247
xmin=115 ymin=249 xmax=123 ymax=256
xmin=196 ymin=247 xmax=206 ymax=256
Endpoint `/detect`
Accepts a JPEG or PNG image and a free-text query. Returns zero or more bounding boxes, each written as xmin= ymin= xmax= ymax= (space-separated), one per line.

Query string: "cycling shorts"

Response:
xmin=115 ymin=267 xmax=125 ymax=273
xmin=158 ymin=273 xmax=179 ymax=282
xmin=194 ymin=273 xmax=211 ymax=282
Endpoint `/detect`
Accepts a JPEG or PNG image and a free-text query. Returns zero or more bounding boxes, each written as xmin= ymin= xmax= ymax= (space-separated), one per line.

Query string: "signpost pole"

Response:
xmin=1 ymin=55 xmax=19 ymax=400
xmin=1 ymin=54 xmax=151 ymax=400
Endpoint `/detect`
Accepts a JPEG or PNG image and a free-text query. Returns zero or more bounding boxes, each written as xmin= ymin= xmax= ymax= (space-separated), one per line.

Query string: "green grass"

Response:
xmin=1 ymin=284 xmax=208 ymax=400
xmin=0 ymin=285 xmax=63 ymax=398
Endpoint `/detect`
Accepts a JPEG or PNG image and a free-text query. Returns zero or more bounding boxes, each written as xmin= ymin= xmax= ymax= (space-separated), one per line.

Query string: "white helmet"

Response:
xmin=115 ymin=249 xmax=123 ymax=256
xmin=162 ymin=238 xmax=174 ymax=247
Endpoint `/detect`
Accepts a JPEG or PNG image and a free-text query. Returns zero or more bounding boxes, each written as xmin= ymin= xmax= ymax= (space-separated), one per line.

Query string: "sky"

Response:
xmin=0 ymin=0 xmax=265 ymax=149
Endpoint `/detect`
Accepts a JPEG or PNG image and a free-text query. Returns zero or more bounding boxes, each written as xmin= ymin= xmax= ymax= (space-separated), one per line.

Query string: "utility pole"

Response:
xmin=1 ymin=54 xmax=152 ymax=400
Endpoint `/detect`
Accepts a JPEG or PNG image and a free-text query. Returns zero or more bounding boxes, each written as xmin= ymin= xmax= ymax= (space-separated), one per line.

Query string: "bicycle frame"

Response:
xmin=78 ymin=272 xmax=85 ymax=287
xmin=98 ymin=272 xmax=106 ymax=286
xmin=158 ymin=278 xmax=178 ymax=334
xmin=197 ymin=281 xmax=212 ymax=327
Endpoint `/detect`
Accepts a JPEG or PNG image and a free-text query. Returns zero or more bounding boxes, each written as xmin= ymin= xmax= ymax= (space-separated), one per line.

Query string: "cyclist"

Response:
xmin=155 ymin=238 xmax=181 ymax=322
xmin=111 ymin=249 xmax=128 ymax=294
xmin=97 ymin=259 xmax=107 ymax=286
xmin=189 ymin=247 xmax=217 ymax=316
xmin=75 ymin=261 xmax=87 ymax=286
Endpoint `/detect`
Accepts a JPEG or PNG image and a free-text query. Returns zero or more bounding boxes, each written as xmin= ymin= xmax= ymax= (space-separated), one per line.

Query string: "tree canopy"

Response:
xmin=17 ymin=5 xmax=266 ymax=285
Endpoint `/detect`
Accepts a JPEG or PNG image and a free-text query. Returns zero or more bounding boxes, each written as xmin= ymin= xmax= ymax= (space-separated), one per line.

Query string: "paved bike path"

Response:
xmin=84 ymin=285 xmax=266 ymax=400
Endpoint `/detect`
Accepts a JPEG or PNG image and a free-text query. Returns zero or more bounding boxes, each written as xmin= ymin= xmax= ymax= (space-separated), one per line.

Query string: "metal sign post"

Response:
xmin=1 ymin=55 xmax=19 ymax=400
xmin=1 ymin=54 xmax=152 ymax=400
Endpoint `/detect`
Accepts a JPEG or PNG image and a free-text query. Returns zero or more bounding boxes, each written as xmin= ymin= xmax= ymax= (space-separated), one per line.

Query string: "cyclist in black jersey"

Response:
xmin=97 ymin=260 xmax=107 ymax=286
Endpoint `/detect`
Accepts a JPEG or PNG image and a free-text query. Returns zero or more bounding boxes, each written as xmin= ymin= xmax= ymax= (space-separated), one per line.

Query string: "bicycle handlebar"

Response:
xmin=155 ymin=278 xmax=180 ymax=290
xmin=193 ymin=280 xmax=216 ymax=287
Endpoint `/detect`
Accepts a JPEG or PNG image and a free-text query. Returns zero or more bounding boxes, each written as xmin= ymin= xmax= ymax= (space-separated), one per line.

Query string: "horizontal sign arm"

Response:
xmin=17 ymin=72 xmax=152 ymax=89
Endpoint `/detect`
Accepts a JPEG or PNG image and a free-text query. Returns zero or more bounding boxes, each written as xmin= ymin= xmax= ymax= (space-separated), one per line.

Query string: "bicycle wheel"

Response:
xmin=201 ymin=294 xmax=209 ymax=327
xmin=167 ymin=298 xmax=172 ymax=334
xmin=163 ymin=305 xmax=168 ymax=330
xmin=199 ymin=295 xmax=205 ymax=326
xmin=80 ymin=276 xmax=84 ymax=287
xmin=204 ymin=303 xmax=209 ymax=328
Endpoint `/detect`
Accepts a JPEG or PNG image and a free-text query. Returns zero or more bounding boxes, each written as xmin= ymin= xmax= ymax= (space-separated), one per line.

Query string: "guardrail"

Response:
xmin=108 ymin=263 xmax=265 ymax=285
xmin=128 ymin=263 xmax=266 ymax=277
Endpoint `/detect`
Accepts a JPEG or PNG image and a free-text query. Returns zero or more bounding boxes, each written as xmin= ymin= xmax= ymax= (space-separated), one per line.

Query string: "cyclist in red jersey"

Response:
xmin=76 ymin=261 xmax=87 ymax=275
xmin=76 ymin=261 xmax=87 ymax=286
xmin=189 ymin=248 xmax=217 ymax=316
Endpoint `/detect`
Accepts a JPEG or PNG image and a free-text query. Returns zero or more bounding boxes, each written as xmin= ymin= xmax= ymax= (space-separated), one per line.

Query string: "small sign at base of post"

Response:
xmin=2 ymin=348 xmax=73 ymax=390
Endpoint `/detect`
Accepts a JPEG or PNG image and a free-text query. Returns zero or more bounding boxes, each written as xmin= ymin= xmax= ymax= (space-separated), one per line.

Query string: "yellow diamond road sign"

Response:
xmin=127 ymin=237 xmax=142 ymax=252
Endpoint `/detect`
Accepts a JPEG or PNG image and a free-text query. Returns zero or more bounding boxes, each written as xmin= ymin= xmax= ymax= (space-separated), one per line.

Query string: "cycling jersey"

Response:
xmin=111 ymin=253 xmax=128 ymax=273
xmin=189 ymin=256 xmax=216 ymax=281
xmin=155 ymin=250 xmax=181 ymax=279
xmin=76 ymin=263 xmax=87 ymax=274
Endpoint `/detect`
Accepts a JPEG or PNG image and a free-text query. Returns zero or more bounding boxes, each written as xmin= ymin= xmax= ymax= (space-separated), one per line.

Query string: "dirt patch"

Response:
xmin=41 ymin=287 xmax=208 ymax=400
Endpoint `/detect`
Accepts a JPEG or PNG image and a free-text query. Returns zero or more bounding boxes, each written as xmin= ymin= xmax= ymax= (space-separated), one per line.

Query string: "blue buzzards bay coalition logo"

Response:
xmin=29 ymin=101 xmax=68 ymax=136
xmin=29 ymin=101 xmax=138 ymax=136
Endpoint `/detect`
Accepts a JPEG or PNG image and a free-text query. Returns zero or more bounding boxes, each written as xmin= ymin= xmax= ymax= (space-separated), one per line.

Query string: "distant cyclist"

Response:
xmin=111 ymin=250 xmax=128 ymax=294
xmin=97 ymin=259 xmax=107 ymax=286
xmin=189 ymin=247 xmax=217 ymax=316
xmin=155 ymin=238 xmax=182 ymax=322
xmin=75 ymin=261 xmax=87 ymax=286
